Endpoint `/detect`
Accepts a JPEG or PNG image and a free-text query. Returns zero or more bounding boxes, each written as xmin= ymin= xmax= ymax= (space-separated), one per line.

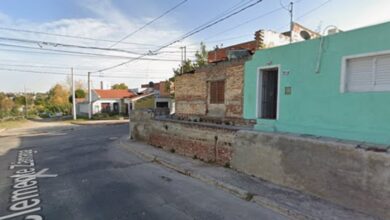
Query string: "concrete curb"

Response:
xmin=119 ymin=138 xmax=314 ymax=220
xmin=70 ymin=120 xmax=128 ymax=125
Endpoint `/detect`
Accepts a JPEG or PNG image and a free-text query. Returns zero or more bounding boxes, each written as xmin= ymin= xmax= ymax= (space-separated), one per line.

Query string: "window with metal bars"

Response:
xmin=209 ymin=80 xmax=225 ymax=104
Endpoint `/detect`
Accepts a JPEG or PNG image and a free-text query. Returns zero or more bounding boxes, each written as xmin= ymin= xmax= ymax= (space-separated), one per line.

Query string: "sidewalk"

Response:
xmin=119 ymin=137 xmax=378 ymax=220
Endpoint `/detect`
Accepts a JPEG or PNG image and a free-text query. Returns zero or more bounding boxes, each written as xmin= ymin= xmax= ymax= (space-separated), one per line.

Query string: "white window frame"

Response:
xmin=256 ymin=65 xmax=281 ymax=120
xmin=340 ymin=50 xmax=390 ymax=93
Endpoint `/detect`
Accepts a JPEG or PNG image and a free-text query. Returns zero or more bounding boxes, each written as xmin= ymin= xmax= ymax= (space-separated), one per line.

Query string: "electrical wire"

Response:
xmin=295 ymin=0 xmax=331 ymax=20
xmin=0 ymin=26 xmax=159 ymax=47
xmin=203 ymin=7 xmax=284 ymax=41
xmin=0 ymin=62 xmax=177 ymax=74
xmin=0 ymin=36 xmax=143 ymax=55
xmin=276 ymin=0 xmax=332 ymax=31
xmin=0 ymin=43 xmax=182 ymax=61
xmin=109 ymin=0 xmax=188 ymax=48
xmin=0 ymin=67 xmax=165 ymax=79
xmin=93 ymin=0 xmax=264 ymax=73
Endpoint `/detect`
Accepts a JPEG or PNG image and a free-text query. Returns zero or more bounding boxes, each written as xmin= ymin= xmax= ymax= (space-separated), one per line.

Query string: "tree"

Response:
xmin=172 ymin=42 xmax=208 ymax=76
xmin=194 ymin=42 xmax=208 ymax=68
xmin=14 ymin=96 xmax=26 ymax=106
xmin=75 ymin=89 xmax=86 ymax=98
xmin=112 ymin=83 xmax=128 ymax=90
xmin=69 ymin=89 xmax=86 ymax=103
xmin=65 ymin=76 xmax=86 ymax=91
xmin=47 ymin=84 xmax=71 ymax=114
xmin=173 ymin=59 xmax=195 ymax=76
xmin=0 ymin=96 xmax=14 ymax=112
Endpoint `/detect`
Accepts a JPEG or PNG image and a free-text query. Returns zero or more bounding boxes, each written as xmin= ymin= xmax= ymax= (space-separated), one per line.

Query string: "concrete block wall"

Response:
xmin=231 ymin=130 xmax=390 ymax=220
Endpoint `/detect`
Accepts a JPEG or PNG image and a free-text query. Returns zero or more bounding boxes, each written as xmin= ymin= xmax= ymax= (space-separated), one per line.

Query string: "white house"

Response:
xmin=77 ymin=89 xmax=136 ymax=116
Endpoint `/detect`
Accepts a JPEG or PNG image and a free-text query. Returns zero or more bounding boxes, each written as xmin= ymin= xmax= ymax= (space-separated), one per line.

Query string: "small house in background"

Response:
xmin=141 ymin=81 xmax=173 ymax=109
xmin=77 ymin=89 xmax=136 ymax=116
xmin=175 ymin=23 xmax=318 ymax=125
xmin=124 ymin=81 xmax=173 ymax=114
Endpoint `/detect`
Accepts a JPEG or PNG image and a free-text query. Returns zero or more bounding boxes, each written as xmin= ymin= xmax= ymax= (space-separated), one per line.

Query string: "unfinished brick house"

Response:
xmin=175 ymin=23 xmax=319 ymax=125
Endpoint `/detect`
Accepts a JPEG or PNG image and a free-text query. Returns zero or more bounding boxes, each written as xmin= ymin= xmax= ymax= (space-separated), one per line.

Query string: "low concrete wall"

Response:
xmin=130 ymin=110 xmax=154 ymax=142
xmin=232 ymin=130 xmax=390 ymax=220
xmin=131 ymin=110 xmax=390 ymax=219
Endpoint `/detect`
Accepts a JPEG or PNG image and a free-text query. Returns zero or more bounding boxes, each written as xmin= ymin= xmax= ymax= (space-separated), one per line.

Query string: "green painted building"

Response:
xmin=243 ymin=22 xmax=390 ymax=145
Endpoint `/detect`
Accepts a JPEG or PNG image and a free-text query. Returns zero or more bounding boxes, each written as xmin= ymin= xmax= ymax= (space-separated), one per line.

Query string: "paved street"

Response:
xmin=0 ymin=123 xmax=287 ymax=220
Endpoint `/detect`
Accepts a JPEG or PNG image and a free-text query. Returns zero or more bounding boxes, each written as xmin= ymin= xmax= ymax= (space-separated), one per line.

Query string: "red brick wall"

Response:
xmin=147 ymin=120 xmax=235 ymax=166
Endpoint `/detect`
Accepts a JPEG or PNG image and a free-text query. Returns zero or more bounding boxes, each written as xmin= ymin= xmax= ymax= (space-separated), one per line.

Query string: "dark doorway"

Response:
xmin=259 ymin=68 xmax=278 ymax=119
xmin=113 ymin=103 xmax=119 ymax=113
xmin=125 ymin=104 xmax=129 ymax=115
xmin=156 ymin=102 xmax=169 ymax=108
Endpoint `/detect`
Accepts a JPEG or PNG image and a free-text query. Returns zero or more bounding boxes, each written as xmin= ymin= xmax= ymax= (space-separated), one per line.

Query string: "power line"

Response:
xmin=0 ymin=67 xmax=166 ymax=79
xmin=109 ymin=0 xmax=188 ymax=48
xmin=0 ymin=43 xmax=182 ymax=61
xmin=203 ymin=7 xmax=284 ymax=41
xmin=296 ymin=0 xmax=332 ymax=20
xmin=0 ymin=63 xmax=90 ymax=70
xmin=185 ymin=0 xmax=257 ymax=37
xmin=0 ymin=26 xmax=160 ymax=47
xmin=0 ymin=62 xmax=177 ymax=74
xmin=93 ymin=0 xmax=264 ymax=73
xmin=276 ymin=0 xmax=332 ymax=31
xmin=197 ymin=0 xmax=304 ymax=45
xmin=0 ymin=36 xmax=143 ymax=55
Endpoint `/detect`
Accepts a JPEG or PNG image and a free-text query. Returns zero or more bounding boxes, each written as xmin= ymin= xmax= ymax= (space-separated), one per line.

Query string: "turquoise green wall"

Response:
xmin=244 ymin=22 xmax=390 ymax=145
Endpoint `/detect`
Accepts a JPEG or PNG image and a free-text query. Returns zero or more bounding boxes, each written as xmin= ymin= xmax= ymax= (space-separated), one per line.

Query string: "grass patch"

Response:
xmin=0 ymin=119 xmax=28 ymax=129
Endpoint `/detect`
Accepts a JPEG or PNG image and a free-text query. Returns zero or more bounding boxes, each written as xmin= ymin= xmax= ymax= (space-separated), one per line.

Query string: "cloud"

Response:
xmin=0 ymin=0 xmax=195 ymax=92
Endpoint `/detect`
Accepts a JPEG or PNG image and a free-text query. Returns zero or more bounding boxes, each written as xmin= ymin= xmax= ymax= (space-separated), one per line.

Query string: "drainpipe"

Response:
xmin=315 ymin=25 xmax=339 ymax=73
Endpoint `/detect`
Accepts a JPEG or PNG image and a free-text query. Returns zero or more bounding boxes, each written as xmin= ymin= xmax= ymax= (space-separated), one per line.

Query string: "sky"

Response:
xmin=0 ymin=0 xmax=390 ymax=93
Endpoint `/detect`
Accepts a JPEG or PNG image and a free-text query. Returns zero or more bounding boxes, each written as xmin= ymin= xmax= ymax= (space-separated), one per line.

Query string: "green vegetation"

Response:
xmin=0 ymin=83 xmax=73 ymax=120
xmin=173 ymin=42 xmax=208 ymax=76
xmin=111 ymin=83 xmax=128 ymax=90
xmin=69 ymin=89 xmax=86 ymax=103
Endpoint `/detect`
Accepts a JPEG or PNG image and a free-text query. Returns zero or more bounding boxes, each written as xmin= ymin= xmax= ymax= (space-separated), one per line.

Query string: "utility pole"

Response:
xmin=88 ymin=72 xmax=92 ymax=119
xmin=184 ymin=46 xmax=187 ymax=61
xmin=289 ymin=1 xmax=294 ymax=43
xmin=71 ymin=68 xmax=76 ymax=120
xmin=128 ymin=102 xmax=132 ymax=140
xmin=24 ymin=85 xmax=28 ymax=118
xmin=180 ymin=46 xmax=184 ymax=74
xmin=180 ymin=46 xmax=187 ymax=74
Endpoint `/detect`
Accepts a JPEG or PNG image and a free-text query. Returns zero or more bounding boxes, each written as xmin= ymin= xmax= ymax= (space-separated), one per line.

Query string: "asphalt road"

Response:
xmin=0 ymin=123 xmax=287 ymax=220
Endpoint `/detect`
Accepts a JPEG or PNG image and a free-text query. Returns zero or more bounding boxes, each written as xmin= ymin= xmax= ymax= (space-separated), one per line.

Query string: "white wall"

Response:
xmin=93 ymin=99 xmax=122 ymax=114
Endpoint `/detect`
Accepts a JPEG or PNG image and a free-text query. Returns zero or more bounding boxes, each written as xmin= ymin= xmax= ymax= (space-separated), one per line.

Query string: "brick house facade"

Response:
xmin=175 ymin=59 xmax=247 ymax=124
